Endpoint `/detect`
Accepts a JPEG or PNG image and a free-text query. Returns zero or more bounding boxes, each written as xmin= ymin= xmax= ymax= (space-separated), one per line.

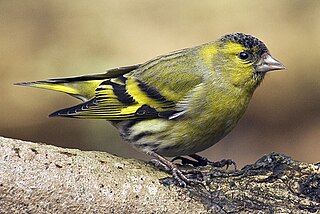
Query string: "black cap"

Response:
xmin=220 ymin=33 xmax=269 ymax=54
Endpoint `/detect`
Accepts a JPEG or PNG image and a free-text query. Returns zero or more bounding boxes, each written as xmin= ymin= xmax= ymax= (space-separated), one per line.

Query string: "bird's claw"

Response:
xmin=150 ymin=158 xmax=204 ymax=187
xmin=172 ymin=154 xmax=237 ymax=170
xmin=171 ymin=168 xmax=204 ymax=187
xmin=208 ymin=158 xmax=237 ymax=170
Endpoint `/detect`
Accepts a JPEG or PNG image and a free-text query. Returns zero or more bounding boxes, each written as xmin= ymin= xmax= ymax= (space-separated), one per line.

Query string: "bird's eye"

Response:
xmin=238 ymin=51 xmax=250 ymax=60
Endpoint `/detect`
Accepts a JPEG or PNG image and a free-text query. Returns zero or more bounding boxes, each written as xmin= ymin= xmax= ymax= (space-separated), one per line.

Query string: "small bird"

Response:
xmin=16 ymin=33 xmax=285 ymax=186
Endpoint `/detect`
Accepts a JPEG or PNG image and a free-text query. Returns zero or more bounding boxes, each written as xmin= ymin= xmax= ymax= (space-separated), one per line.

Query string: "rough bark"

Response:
xmin=0 ymin=136 xmax=319 ymax=213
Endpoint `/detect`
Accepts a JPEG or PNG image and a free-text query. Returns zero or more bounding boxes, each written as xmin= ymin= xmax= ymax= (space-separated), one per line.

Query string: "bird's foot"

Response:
xmin=149 ymin=153 xmax=204 ymax=187
xmin=172 ymin=154 xmax=237 ymax=170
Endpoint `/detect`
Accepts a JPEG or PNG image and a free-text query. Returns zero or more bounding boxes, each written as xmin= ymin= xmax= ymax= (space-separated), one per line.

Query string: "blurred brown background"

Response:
xmin=1 ymin=0 xmax=319 ymax=167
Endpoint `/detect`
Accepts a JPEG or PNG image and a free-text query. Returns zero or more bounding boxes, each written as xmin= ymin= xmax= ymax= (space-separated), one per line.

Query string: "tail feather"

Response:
xmin=15 ymin=80 xmax=103 ymax=101
xmin=14 ymin=64 xmax=141 ymax=101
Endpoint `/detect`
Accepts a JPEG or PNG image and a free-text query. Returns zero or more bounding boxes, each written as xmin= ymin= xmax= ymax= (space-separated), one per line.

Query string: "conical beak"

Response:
xmin=255 ymin=53 xmax=286 ymax=73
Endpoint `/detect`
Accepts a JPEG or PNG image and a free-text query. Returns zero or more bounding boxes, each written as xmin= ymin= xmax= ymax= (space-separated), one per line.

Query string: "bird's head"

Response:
xmin=212 ymin=33 xmax=285 ymax=92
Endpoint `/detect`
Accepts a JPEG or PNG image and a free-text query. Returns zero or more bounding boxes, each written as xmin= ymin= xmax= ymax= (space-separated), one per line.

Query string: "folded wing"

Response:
xmin=49 ymin=75 xmax=183 ymax=120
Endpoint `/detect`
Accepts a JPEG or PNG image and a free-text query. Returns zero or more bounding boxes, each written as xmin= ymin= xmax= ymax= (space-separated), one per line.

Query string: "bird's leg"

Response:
xmin=172 ymin=154 xmax=237 ymax=170
xmin=149 ymin=151 xmax=203 ymax=187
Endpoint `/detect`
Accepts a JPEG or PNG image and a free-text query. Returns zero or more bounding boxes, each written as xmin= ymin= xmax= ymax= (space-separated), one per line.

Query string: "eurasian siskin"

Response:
xmin=16 ymin=33 xmax=285 ymax=186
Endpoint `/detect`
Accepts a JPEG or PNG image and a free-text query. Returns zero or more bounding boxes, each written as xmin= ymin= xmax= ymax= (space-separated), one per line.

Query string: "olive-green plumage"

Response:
xmin=16 ymin=33 xmax=285 ymax=183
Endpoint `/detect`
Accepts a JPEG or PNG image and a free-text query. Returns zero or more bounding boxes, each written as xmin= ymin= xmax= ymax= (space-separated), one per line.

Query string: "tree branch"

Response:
xmin=0 ymin=136 xmax=319 ymax=213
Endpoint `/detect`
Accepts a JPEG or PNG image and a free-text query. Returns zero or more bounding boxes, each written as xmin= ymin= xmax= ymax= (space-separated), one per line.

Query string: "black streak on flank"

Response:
xmin=132 ymin=131 xmax=154 ymax=142
xmin=122 ymin=120 xmax=139 ymax=134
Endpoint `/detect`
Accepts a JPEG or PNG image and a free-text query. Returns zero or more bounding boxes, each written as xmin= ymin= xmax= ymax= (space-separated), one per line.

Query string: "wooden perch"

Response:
xmin=0 ymin=136 xmax=319 ymax=213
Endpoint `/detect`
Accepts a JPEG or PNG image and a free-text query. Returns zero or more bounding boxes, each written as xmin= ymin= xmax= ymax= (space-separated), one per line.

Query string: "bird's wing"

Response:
xmin=50 ymin=50 xmax=204 ymax=120
xmin=49 ymin=73 xmax=201 ymax=120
